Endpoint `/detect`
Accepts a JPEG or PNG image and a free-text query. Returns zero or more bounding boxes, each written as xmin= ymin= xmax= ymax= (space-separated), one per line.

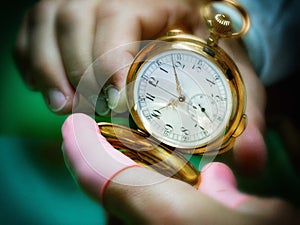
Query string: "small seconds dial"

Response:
xmin=132 ymin=49 xmax=232 ymax=149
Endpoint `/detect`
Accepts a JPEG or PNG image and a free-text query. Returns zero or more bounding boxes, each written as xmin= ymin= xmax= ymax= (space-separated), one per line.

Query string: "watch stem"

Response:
xmin=213 ymin=14 xmax=232 ymax=36
xmin=207 ymin=13 xmax=233 ymax=46
xmin=167 ymin=29 xmax=184 ymax=36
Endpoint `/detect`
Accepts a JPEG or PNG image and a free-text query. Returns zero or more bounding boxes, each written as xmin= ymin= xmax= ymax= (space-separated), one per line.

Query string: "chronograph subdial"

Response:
xmin=188 ymin=94 xmax=218 ymax=133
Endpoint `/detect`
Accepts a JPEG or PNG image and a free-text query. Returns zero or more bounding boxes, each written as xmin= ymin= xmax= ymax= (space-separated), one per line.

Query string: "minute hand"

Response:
xmin=172 ymin=57 xmax=185 ymax=100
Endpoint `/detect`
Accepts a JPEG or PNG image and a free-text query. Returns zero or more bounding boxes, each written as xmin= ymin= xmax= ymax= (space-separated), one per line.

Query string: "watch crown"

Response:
xmin=212 ymin=13 xmax=232 ymax=36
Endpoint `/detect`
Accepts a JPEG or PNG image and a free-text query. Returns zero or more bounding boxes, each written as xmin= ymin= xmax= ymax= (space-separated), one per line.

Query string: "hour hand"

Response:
xmin=158 ymin=99 xmax=180 ymax=111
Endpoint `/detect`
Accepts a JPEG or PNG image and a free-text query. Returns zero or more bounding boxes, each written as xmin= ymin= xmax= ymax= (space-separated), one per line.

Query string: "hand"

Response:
xmin=62 ymin=113 xmax=299 ymax=225
xmin=14 ymin=0 xmax=201 ymax=115
xmin=14 ymin=0 xmax=267 ymax=174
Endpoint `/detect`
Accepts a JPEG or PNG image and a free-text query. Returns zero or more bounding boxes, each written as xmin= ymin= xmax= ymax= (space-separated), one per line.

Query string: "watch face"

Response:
xmin=129 ymin=48 xmax=233 ymax=149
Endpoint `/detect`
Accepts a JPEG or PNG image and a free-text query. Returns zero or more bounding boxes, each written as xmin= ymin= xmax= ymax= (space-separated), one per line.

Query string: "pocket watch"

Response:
xmin=99 ymin=0 xmax=250 ymax=186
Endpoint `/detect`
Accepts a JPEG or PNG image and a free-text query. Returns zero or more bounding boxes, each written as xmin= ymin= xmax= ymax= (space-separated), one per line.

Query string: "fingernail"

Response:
xmin=46 ymin=89 xmax=68 ymax=112
xmin=106 ymin=86 xmax=120 ymax=110
xmin=90 ymin=95 xmax=110 ymax=116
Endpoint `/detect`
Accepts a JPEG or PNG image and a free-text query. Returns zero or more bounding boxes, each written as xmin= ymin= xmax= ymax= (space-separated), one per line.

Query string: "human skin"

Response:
xmin=14 ymin=0 xmax=300 ymax=223
xmin=14 ymin=0 xmax=266 ymax=175
xmin=62 ymin=113 xmax=299 ymax=225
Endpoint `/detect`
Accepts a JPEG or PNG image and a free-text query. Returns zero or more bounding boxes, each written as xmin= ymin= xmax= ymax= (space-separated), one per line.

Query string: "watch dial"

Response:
xmin=132 ymin=49 xmax=232 ymax=149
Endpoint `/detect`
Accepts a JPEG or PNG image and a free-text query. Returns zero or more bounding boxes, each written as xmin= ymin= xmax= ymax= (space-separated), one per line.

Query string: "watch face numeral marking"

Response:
xmin=192 ymin=65 xmax=201 ymax=72
xmin=181 ymin=127 xmax=190 ymax=136
xmin=181 ymin=135 xmax=190 ymax=142
xmin=133 ymin=49 xmax=232 ymax=149
xmin=142 ymin=74 xmax=149 ymax=81
xmin=201 ymin=128 xmax=209 ymax=137
xmin=192 ymin=60 xmax=204 ymax=72
xmin=163 ymin=124 xmax=173 ymax=136
xmin=159 ymin=67 xmax=168 ymax=73
xmin=148 ymin=76 xmax=159 ymax=87
xmin=213 ymin=74 xmax=220 ymax=81
xmin=175 ymin=53 xmax=182 ymax=61
xmin=205 ymin=73 xmax=221 ymax=87
xmin=211 ymin=93 xmax=226 ymax=102
xmin=142 ymin=109 xmax=152 ymax=121
xmin=156 ymin=59 xmax=169 ymax=73
xmin=156 ymin=59 xmax=163 ymax=66
xmin=173 ymin=53 xmax=186 ymax=70
xmin=151 ymin=109 xmax=161 ymax=119
xmin=174 ymin=61 xmax=185 ymax=70
xmin=181 ymin=127 xmax=191 ymax=142
xmin=145 ymin=93 xmax=155 ymax=101
xmin=138 ymin=96 xmax=145 ymax=102
xmin=206 ymin=78 xmax=216 ymax=87
xmin=172 ymin=53 xmax=185 ymax=70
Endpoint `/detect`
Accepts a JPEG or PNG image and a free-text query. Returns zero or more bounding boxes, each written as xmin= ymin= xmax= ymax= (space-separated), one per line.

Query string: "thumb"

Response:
xmin=61 ymin=113 xmax=140 ymax=200
xmin=198 ymin=162 xmax=250 ymax=208
xmin=199 ymin=162 xmax=300 ymax=224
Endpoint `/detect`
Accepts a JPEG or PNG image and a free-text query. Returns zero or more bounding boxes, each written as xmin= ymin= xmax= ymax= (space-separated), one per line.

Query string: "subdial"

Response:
xmin=188 ymin=94 xmax=218 ymax=131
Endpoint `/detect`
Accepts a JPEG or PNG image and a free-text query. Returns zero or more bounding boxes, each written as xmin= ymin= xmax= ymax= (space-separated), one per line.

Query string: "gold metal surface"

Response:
xmin=96 ymin=0 xmax=250 ymax=185
xmin=126 ymin=31 xmax=247 ymax=154
xmin=201 ymin=0 xmax=250 ymax=39
xmin=98 ymin=122 xmax=200 ymax=187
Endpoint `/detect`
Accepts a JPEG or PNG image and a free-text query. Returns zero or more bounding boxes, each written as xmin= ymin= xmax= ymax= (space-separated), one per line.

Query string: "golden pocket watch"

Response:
xmin=98 ymin=0 xmax=249 ymax=187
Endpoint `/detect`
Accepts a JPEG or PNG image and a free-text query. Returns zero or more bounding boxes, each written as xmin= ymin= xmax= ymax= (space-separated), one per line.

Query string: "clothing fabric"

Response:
xmin=239 ymin=0 xmax=300 ymax=85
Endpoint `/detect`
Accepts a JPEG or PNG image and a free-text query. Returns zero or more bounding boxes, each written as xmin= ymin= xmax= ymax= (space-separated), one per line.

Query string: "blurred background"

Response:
xmin=0 ymin=1 xmax=299 ymax=225
xmin=0 ymin=1 xmax=106 ymax=224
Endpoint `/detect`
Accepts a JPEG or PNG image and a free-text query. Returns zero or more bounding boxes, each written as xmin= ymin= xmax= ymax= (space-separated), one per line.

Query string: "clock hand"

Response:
xmin=171 ymin=56 xmax=185 ymax=102
xmin=197 ymin=103 xmax=213 ymax=122
xmin=151 ymin=99 xmax=180 ymax=121
xmin=156 ymin=84 xmax=179 ymax=99
xmin=157 ymin=99 xmax=180 ymax=111
xmin=181 ymin=94 xmax=214 ymax=123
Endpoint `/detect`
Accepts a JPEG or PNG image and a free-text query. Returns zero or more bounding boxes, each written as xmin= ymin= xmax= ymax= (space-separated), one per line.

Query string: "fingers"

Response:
xmin=61 ymin=113 xmax=299 ymax=224
xmin=14 ymin=0 xmax=74 ymax=114
xmin=237 ymin=198 xmax=300 ymax=225
xmin=200 ymin=162 xmax=300 ymax=225
xmin=234 ymin=121 xmax=267 ymax=175
xmin=14 ymin=13 xmax=32 ymax=88
xmin=100 ymin=165 xmax=247 ymax=225
xmin=55 ymin=1 xmax=106 ymax=113
xmin=235 ymin=43 xmax=267 ymax=175
xmin=14 ymin=0 xmax=201 ymax=115
xmin=92 ymin=0 xmax=201 ymax=113
xmin=199 ymin=162 xmax=250 ymax=208
xmin=61 ymin=113 xmax=233 ymax=223
xmin=233 ymin=66 xmax=267 ymax=175
xmin=101 ymin=161 xmax=300 ymax=225
xmin=222 ymin=39 xmax=267 ymax=175
xmin=61 ymin=113 xmax=140 ymax=200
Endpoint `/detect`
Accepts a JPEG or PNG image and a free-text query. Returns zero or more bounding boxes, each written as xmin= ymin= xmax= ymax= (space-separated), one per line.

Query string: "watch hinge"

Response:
xmin=203 ymin=46 xmax=215 ymax=57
